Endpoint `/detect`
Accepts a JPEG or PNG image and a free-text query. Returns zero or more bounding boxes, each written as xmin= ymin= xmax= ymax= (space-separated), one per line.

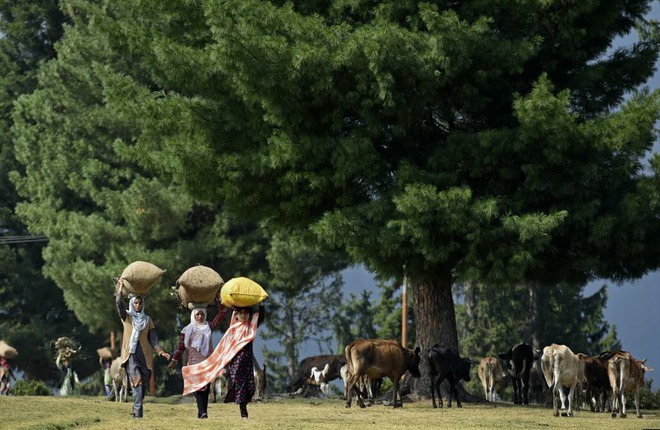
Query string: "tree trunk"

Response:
xmin=410 ymin=275 xmax=458 ymax=397
xmin=528 ymin=283 xmax=540 ymax=351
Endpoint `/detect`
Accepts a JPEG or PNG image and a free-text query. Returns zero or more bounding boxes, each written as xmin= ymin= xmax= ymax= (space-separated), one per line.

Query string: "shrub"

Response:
xmin=12 ymin=379 xmax=52 ymax=396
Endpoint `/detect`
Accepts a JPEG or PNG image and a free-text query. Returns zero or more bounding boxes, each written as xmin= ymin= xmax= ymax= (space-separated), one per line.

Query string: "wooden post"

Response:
xmin=401 ymin=275 xmax=408 ymax=348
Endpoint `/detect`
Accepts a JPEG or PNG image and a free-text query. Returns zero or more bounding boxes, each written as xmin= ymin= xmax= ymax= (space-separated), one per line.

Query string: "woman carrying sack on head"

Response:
xmin=182 ymin=300 xmax=265 ymax=420
xmin=168 ymin=294 xmax=227 ymax=419
xmin=116 ymin=280 xmax=170 ymax=419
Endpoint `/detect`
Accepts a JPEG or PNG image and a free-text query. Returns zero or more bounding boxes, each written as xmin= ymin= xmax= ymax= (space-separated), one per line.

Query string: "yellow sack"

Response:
xmin=221 ymin=277 xmax=268 ymax=307
xmin=120 ymin=261 xmax=166 ymax=296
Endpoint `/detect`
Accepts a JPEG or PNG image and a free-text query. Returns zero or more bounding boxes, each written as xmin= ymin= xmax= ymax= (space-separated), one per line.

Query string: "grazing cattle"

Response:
xmin=541 ymin=344 xmax=584 ymax=417
xmin=529 ymin=356 xmax=549 ymax=405
xmin=577 ymin=353 xmax=610 ymax=412
xmin=254 ymin=363 xmax=267 ymax=400
xmin=478 ymin=357 xmax=506 ymax=402
xmin=340 ymin=364 xmax=383 ymax=403
xmin=428 ymin=345 xmax=472 ymax=408
xmin=344 ymin=339 xmax=421 ymax=409
xmin=109 ymin=358 xmax=128 ymax=403
xmin=498 ymin=342 xmax=533 ymax=405
xmin=210 ymin=374 xmax=228 ymax=403
xmin=309 ymin=364 xmax=331 ymax=395
xmin=287 ymin=354 xmax=346 ymax=394
xmin=606 ymin=350 xmax=652 ymax=418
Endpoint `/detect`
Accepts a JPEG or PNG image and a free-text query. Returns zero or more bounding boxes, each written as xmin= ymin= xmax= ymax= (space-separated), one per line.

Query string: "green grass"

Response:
xmin=1 ymin=395 xmax=659 ymax=430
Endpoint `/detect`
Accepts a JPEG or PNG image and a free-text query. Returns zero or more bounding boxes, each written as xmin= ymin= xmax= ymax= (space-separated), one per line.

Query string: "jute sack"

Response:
xmin=120 ymin=261 xmax=166 ymax=296
xmin=96 ymin=347 xmax=113 ymax=360
xmin=177 ymin=266 xmax=224 ymax=306
xmin=220 ymin=277 xmax=268 ymax=307
xmin=177 ymin=286 xmax=214 ymax=310
xmin=0 ymin=340 xmax=17 ymax=358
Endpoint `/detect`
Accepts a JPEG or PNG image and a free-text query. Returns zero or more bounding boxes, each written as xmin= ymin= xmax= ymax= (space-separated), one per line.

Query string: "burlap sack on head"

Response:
xmin=221 ymin=277 xmax=268 ymax=307
xmin=96 ymin=347 xmax=113 ymax=360
xmin=120 ymin=261 xmax=166 ymax=296
xmin=177 ymin=265 xmax=224 ymax=305
xmin=0 ymin=340 xmax=18 ymax=359
xmin=177 ymin=286 xmax=211 ymax=310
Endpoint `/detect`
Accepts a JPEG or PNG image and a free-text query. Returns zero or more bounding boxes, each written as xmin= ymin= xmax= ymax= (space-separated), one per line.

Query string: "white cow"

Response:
xmin=541 ymin=344 xmax=584 ymax=417
xmin=309 ymin=363 xmax=331 ymax=395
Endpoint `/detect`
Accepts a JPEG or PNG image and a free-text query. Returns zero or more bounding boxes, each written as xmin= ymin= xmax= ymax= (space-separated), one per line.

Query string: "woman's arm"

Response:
xmin=148 ymin=326 xmax=170 ymax=361
xmin=170 ymin=333 xmax=186 ymax=363
xmin=116 ymin=281 xmax=127 ymax=321
xmin=209 ymin=299 xmax=227 ymax=331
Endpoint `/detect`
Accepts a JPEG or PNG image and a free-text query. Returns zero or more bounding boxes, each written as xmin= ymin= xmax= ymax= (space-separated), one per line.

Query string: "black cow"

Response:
xmin=498 ymin=342 xmax=533 ymax=405
xmin=427 ymin=345 xmax=472 ymax=408
xmin=287 ymin=354 xmax=346 ymax=394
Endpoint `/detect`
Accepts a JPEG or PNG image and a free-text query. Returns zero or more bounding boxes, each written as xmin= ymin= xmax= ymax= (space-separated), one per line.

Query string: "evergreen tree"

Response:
xmin=13 ymin=0 xmax=660 ymax=396
xmin=0 ymin=0 xmax=104 ymax=385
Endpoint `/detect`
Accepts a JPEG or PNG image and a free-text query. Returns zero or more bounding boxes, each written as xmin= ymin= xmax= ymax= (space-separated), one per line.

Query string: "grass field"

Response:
xmin=1 ymin=395 xmax=659 ymax=430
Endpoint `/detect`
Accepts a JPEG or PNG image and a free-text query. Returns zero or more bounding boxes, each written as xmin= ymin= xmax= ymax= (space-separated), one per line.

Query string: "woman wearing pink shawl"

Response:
xmin=183 ymin=302 xmax=265 ymax=420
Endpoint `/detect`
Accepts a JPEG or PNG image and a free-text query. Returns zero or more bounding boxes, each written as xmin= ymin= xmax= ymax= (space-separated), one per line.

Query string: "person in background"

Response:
xmin=0 ymin=356 xmax=15 ymax=395
xmin=99 ymin=355 xmax=113 ymax=399
xmin=116 ymin=280 xmax=170 ymax=418
xmin=55 ymin=351 xmax=79 ymax=396
xmin=182 ymin=301 xmax=265 ymax=420
xmin=168 ymin=294 xmax=227 ymax=418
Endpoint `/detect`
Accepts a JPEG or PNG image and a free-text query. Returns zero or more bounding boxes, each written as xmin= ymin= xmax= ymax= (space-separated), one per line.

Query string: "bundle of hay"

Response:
xmin=177 ymin=265 xmax=224 ymax=309
xmin=54 ymin=337 xmax=80 ymax=360
xmin=0 ymin=340 xmax=18 ymax=359
xmin=220 ymin=277 xmax=268 ymax=307
xmin=118 ymin=261 xmax=166 ymax=296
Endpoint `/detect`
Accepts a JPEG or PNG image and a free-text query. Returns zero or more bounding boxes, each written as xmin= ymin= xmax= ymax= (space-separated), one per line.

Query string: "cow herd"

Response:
xmin=288 ymin=339 xmax=654 ymax=419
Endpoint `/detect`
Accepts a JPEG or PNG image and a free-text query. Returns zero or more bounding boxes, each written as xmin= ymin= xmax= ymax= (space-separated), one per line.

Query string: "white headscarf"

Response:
xmin=127 ymin=295 xmax=149 ymax=354
xmin=182 ymin=307 xmax=212 ymax=356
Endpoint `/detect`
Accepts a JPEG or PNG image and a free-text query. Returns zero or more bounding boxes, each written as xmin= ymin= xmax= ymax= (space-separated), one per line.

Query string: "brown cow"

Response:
xmin=478 ymin=357 xmax=507 ymax=402
xmin=577 ymin=353 xmax=610 ymax=412
xmin=344 ymin=339 xmax=421 ymax=409
xmin=606 ymin=350 xmax=653 ymax=418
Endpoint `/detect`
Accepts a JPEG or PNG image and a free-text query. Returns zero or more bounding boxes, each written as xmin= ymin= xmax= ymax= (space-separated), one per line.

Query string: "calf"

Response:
xmin=287 ymin=354 xmax=346 ymax=394
xmin=428 ymin=345 xmax=472 ymax=408
xmin=309 ymin=364 xmax=331 ymax=395
xmin=606 ymin=350 xmax=652 ymax=418
xmin=109 ymin=358 xmax=128 ymax=403
xmin=499 ymin=342 xmax=533 ymax=405
xmin=345 ymin=338 xmax=421 ymax=409
xmin=478 ymin=356 xmax=506 ymax=402
xmin=541 ymin=344 xmax=584 ymax=417
xmin=254 ymin=363 xmax=266 ymax=400
xmin=340 ymin=363 xmax=383 ymax=403
xmin=210 ymin=374 xmax=228 ymax=403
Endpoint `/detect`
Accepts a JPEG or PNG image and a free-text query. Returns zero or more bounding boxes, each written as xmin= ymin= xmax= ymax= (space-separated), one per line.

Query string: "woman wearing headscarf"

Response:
xmin=182 ymin=301 xmax=265 ymax=421
xmin=168 ymin=294 xmax=227 ymax=419
xmin=116 ymin=280 xmax=170 ymax=419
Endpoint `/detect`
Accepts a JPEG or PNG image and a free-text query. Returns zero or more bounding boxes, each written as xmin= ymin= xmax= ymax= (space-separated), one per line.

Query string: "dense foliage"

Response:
xmin=1 ymin=0 xmax=658 ymax=396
